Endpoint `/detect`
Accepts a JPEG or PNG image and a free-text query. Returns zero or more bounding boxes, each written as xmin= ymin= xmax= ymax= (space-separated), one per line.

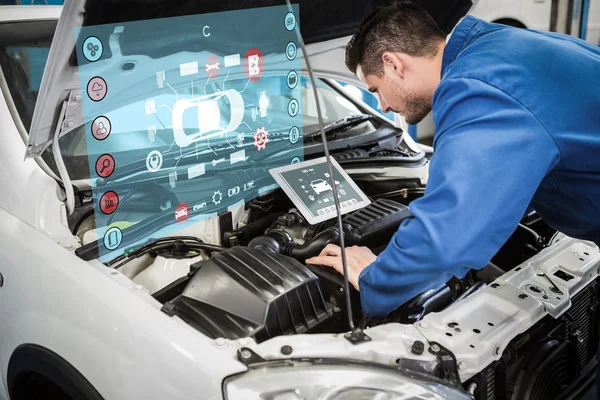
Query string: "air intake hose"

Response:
xmin=249 ymin=225 xmax=350 ymax=260
xmin=248 ymin=199 xmax=412 ymax=261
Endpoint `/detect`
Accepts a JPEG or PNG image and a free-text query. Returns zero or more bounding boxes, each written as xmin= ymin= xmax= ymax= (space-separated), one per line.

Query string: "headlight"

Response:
xmin=224 ymin=360 xmax=471 ymax=400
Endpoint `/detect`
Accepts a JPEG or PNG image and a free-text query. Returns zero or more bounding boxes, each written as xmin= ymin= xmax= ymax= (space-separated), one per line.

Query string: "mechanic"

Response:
xmin=305 ymin=2 xmax=600 ymax=317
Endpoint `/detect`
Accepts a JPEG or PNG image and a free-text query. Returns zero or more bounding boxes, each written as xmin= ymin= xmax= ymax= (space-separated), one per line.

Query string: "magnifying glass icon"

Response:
xmin=97 ymin=155 xmax=114 ymax=177
xmin=100 ymin=159 xmax=111 ymax=174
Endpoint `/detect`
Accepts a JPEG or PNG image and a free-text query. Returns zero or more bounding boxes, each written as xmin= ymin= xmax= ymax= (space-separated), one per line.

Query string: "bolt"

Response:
xmin=281 ymin=345 xmax=293 ymax=355
xmin=419 ymin=321 xmax=430 ymax=330
xmin=430 ymin=344 xmax=441 ymax=353
xmin=333 ymin=306 xmax=341 ymax=313
xmin=215 ymin=337 xmax=226 ymax=347
xmin=240 ymin=349 xmax=252 ymax=359
xmin=337 ymin=287 xmax=345 ymax=294
xmin=458 ymin=360 xmax=467 ymax=370
xmin=73 ymin=93 xmax=82 ymax=102
xmin=238 ymin=338 xmax=249 ymax=346
xmin=411 ymin=340 xmax=425 ymax=355
xmin=134 ymin=284 xmax=145 ymax=292
xmin=455 ymin=328 xmax=462 ymax=333
xmin=66 ymin=120 xmax=75 ymax=128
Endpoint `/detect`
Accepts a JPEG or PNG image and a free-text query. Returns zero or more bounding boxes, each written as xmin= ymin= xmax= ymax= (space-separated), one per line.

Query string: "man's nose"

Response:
xmin=378 ymin=94 xmax=391 ymax=113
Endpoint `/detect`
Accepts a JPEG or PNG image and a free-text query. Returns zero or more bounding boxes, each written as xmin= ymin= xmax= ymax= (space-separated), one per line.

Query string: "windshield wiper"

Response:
xmin=306 ymin=114 xmax=375 ymax=139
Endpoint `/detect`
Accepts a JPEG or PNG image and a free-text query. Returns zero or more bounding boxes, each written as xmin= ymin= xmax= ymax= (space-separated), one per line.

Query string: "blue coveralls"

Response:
xmin=360 ymin=15 xmax=600 ymax=315
xmin=359 ymin=15 xmax=600 ymax=390
xmin=359 ymin=14 xmax=600 ymax=392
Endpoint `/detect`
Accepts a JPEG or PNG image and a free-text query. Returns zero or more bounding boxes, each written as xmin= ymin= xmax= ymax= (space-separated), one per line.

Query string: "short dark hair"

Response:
xmin=345 ymin=1 xmax=446 ymax=76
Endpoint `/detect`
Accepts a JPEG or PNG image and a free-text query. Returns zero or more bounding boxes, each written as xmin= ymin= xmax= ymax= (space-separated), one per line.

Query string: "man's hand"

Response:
xmin=305 ymin=244 xmax=377 ymax=291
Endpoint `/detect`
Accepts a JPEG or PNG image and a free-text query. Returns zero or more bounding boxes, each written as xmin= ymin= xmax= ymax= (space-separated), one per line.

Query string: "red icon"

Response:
xmin=254 ymin=127 xmax=269 ymax=151
xmin=99 ymin=191 xmax=119 ymax=215
xmin=244 ymin=48 xmax=264 ymax=82
xmin=175 ymin=203 xmax=189 ymax=223
xmin=95 ymin=154 xmax=115 ymax=178
xmin=204 ymin=54 xmax=221 ymax=78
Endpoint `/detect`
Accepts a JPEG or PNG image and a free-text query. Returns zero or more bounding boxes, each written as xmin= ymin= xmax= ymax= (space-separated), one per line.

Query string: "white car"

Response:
xmin=310 ymin=179 xmax=332 ymax=194
xmin=0 ymin=2 xmax=598 ymax=400
xmin=171 ymin=89 xmax=245 ymax=148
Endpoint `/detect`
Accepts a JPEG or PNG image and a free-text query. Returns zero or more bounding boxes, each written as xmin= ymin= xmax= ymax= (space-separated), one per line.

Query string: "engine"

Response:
xmin=156 ymin=198 xmax=415 ymax=342
xmin=161 ymin=246 xmax=335 ymax=343
xmin=106 ymin=154 xmax=598 ymax=400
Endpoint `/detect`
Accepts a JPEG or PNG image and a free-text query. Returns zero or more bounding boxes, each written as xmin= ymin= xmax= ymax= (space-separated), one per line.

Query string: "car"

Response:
xmin=310 ymin=178 xmax=332 ymax=194
xmin=174 ymin=206 xmax=188 ymax=220
xmin=0 ymin=1 xmax=598 ymax=400
xmin=171 ymin=89 xmax=245 ymax=148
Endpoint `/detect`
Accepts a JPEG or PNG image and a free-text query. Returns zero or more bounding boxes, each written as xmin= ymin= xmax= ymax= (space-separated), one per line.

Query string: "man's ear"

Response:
xmin=381 ymin=52 xmax=404 ymax=78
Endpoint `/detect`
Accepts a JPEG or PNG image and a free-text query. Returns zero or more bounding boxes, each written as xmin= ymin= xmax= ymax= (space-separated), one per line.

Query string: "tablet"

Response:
xmin=269 ymin=157 xmax=371 ymax=225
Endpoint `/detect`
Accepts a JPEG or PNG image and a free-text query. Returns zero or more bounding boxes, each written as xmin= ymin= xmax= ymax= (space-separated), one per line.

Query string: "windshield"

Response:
xmin=1 ymin=7 xmax=381 ymax=262
xmin=0 ymin=20 xmax=369 ymax=182
xmin=0 ymin=20 xmax=54 ymax=132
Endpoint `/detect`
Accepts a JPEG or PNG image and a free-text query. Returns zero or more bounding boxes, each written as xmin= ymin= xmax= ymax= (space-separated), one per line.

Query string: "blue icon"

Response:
xmin=288 ymin=98 xmax=299 ymax=117
xmin=103 ymin=226 xmax=123 ymax=251
xmin=289 ymin=126 xmax=300 ymax=144
xmin=285 ymin=12 xmax=296 ymax=31
xmin=286 ymin=42 xmax=298 ymax=61
xmin=291 ymin=156 xmax=301 ymax=164
xmin=83 ymin=36 xmax=103 ymax=62
xmin=287 ymin=70 xmax=299 ymax=89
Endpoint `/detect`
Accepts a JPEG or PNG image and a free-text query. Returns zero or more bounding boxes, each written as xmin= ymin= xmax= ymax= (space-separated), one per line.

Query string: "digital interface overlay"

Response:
xmin=270 ymin=157 xmax=371 ymax=225
xmin=75 ymin=5 xmax=304 ymax=261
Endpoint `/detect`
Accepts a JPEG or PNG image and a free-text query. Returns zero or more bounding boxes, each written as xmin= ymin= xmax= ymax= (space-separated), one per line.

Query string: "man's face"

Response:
xmin=358 ymin=57 xmax=433 ymax=125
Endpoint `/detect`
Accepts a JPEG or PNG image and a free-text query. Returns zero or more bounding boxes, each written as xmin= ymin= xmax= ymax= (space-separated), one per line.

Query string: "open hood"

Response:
xmin=26 ymin=0 xmax=477 ymax=158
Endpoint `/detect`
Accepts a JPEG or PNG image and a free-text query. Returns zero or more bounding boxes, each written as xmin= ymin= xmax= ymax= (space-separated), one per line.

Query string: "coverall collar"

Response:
xmin=442 ymin=15 xmax=484 ymax=78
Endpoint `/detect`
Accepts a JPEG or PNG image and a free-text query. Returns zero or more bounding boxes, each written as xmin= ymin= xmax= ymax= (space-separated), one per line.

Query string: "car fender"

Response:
xmin=0 ymin=209 xmax=246 ymax=400
xmin=7 ymin=345 xmax=104 ymax=400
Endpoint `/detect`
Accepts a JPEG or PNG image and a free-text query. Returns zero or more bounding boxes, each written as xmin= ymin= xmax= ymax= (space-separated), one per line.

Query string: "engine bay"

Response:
xmin=70 ymin=139 xmax=599 ymax=400
xmin=95 ymin=149 xmax=557 ymax=337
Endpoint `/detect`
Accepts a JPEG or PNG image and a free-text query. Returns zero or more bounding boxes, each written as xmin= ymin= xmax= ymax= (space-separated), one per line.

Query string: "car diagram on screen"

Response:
xmin=172 ymin=88 xmax=244 ymax=148
xmin=174 ymin=206 xmax=188 ymax=220
xmin=310 ymin=179 xmax=332 ymax=194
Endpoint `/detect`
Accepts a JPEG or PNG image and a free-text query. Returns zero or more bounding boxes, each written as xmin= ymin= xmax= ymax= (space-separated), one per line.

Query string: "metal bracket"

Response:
xmin=237 ymin=347 xmax=265 ymax=366
xmin=55 ymin=90 xmax=84 ymax=143
xmin=344 ymin=328 xmax=371 ymax=344
xmin=428 ymin=341 xmax=462 ymax=387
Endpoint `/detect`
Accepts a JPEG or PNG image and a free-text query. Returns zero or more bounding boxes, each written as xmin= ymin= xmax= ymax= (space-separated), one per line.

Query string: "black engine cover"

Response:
xmin=162 ymin=247 xmax=333 ymax=343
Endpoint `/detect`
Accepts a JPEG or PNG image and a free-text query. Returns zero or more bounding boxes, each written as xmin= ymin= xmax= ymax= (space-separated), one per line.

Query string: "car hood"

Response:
xmin=25 ymin=0 xmax=478 ymax=158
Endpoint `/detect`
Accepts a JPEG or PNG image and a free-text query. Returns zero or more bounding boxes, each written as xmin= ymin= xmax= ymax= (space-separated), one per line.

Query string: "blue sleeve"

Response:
xmin=358 ymin=77 xmax=561 ymax=317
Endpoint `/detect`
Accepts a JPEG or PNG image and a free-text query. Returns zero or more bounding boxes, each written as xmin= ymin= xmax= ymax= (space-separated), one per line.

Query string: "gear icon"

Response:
xmin=212 ymin=190 xmax=223 ymax=205
xmin=254 ymin=127 xmax=269 ymax=151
